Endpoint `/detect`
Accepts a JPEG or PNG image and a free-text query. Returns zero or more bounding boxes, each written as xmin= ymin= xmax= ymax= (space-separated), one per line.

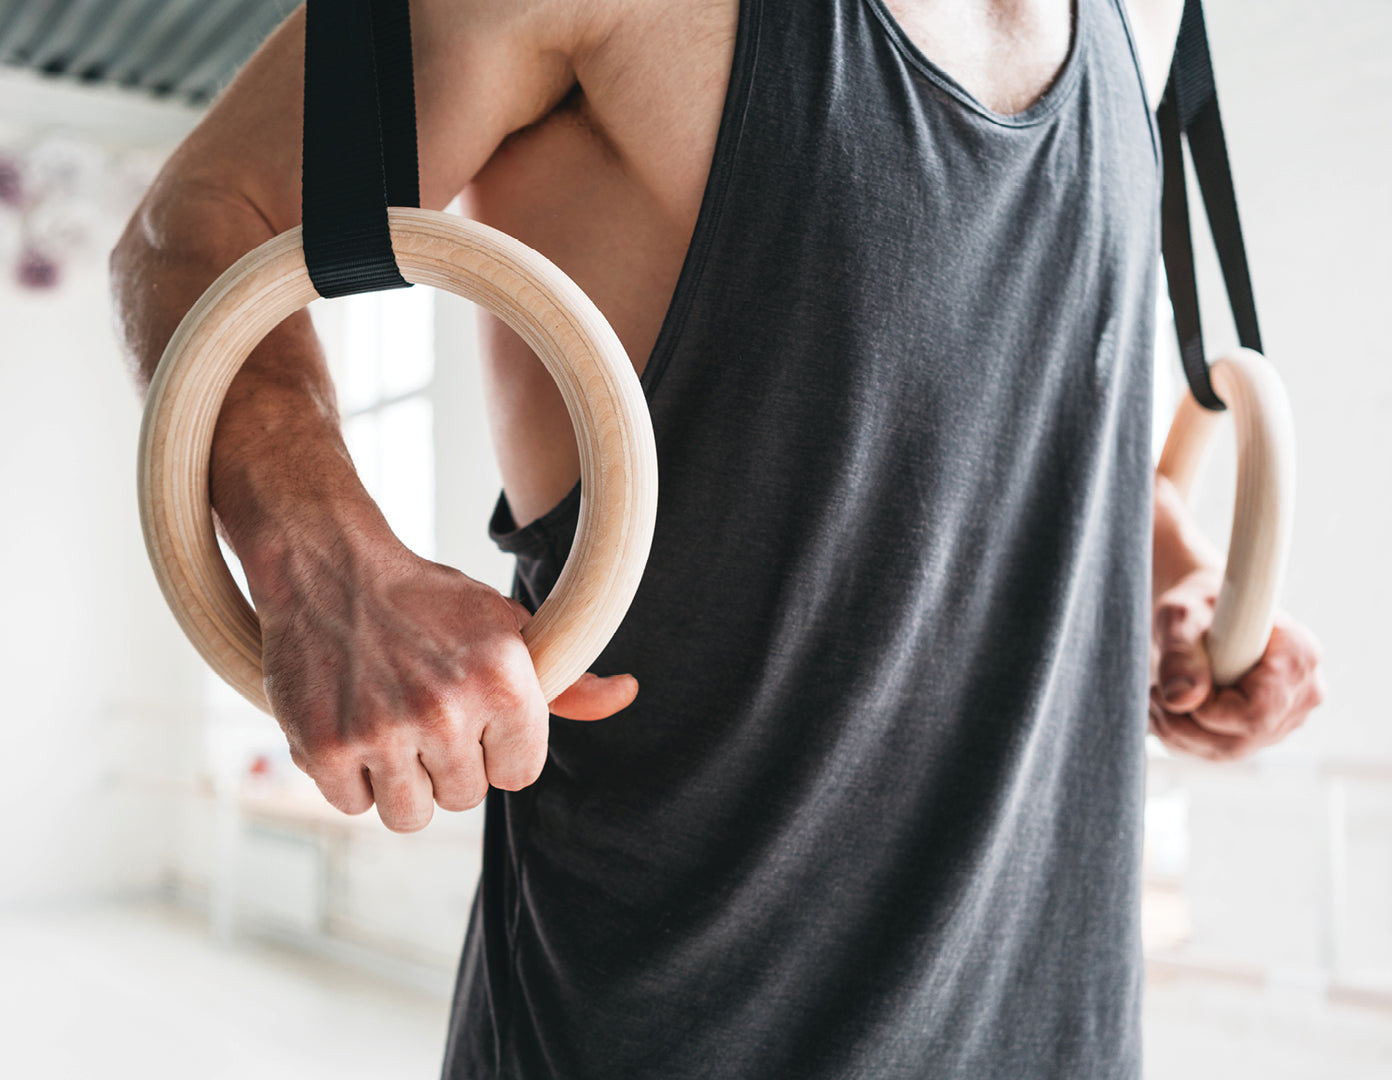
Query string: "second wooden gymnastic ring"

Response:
xmin=139 ymin=207 xmax=658 ymax=710
xmin=1156 ymin=348 xmax=1296 ymax=687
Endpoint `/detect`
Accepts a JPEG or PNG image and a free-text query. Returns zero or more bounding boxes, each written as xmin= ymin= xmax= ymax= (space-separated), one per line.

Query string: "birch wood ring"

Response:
xmin=139 ymin=207 xmax=658 ymax=711
xmin=1156 ymin=348 xmax=1296 ymax=687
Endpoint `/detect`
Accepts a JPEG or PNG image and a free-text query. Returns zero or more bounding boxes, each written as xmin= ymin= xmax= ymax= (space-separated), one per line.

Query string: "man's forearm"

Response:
xmin=110 ymin=173 xmax=389 ymax=595
xmin=1151 ymin=472 xmax=1222 ymax=604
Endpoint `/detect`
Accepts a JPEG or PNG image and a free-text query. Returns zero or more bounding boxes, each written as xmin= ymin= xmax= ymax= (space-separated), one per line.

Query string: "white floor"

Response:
xmin=0 ymin=903 xmax=450 ymax=1080
xmin=4 ymin=902 xmax=1392 ymax=1079
xmin=1145 ymin=973 xmax=1392 ymax=1080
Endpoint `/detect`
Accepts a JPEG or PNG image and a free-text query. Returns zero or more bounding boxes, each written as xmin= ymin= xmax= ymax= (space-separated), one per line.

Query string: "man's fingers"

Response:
xmin=479 ymin=677 xmax=550 ymax=790
xmin=504 ymin=597 xmax=534 ymax=632
xmin=550 ymin=672 xmax=640 ymax=721
xmin=1150 ymin=699 xmax=1256 ymax=762
xmin=1190 ymin=618 xmax=1323 ymax=739
xmin=1150 ymin=604 xmax=1325 ymax=763
xmin=365 ymin=753 xmax=436 ymax=833
xmin=1157 ymin=648 xmax=1211 ymax=713
xmin=1154 ymin=593 xmax=1214 ymax=713
xmin=419 ymin=741 xmax=490 ymax=812
xmin=291 ymin=745 xmax=375 ymax=815
xmin=1191 ymin=671 xmax=1295 ymax=739
xmin=313 ymin=769 xmax=375 ymax=816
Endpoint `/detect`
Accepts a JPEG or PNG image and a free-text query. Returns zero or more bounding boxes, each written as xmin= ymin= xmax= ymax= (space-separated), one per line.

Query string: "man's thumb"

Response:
xmin=549 ymin=672 xmax=639 ymax=721
xmin=504 ymin=600 xmax=638 ymax=720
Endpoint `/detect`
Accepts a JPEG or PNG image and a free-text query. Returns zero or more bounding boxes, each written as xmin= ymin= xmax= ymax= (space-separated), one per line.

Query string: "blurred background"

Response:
xmin=0 ymin=0 xmax=1388 ymax=1076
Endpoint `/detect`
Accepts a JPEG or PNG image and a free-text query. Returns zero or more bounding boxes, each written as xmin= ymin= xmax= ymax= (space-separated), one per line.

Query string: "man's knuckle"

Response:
xmin=438 ymin=774 xmax=489 ymax=812
xmin=288 ymin=744 xmax=312 ymax=774
xmin=1156 ymin=605 xmax=1208 ymax=652
xmin=326 ymin=788 xmax=371 ymax=816
xmin=401 ymin=672 xmax=463 ymax=720
xmin=1267 ymin=649 xmax=1299 ymax=683
xmin=482 ymin=671 xmax=540 ymax=721
xmin=310 ymin=768 xmax=369 ymax=813
xmin=1252 ymin=710 xmax=1284 ymax=738
xmin=382 ymin=808 xmax=432 ymax=834
xmin=485 ymin=589 xmax=526 ymax=629
xmin=416 ymin=706 xmax=465 ymax=747
xmin=1248 ymin=680 xmax=1295 ymax=732
xmin=1311 ymin=671 xmax=1329 ymax=708
xmin=467 ymin=766 xmax=493 ymax=806
xmin=1155 ymin=602 xmax=1187 ymax=637
xmin=309 ymin=739 xmax=362 ymax=776
xmin=377 ymin=790 xmax=432 ymax=833
xmin=487 ymin=738 xmax=547 ymax=792
xmin=484 ymin=672 xmax=523 ymax=711
xmin=293 ymin=745 xmax=343 ymax=787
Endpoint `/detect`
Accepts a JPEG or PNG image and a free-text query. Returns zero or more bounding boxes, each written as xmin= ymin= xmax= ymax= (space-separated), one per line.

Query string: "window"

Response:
xmin=205 ymin=281 xmax=513 ymax=763
xmin=334 ymin=286 xmax=438 ymax=560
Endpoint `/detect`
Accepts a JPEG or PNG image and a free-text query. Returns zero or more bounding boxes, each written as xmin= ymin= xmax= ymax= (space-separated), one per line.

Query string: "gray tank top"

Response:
xmin=447 ymin=0 xmax=1160 ymax=1074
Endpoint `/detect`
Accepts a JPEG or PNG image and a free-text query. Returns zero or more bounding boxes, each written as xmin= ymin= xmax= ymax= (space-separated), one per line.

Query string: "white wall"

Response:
xmin=0 ymin=69 xmax=506 ymax=966
xmin=1151 ymin=0 xmax=1392 ymax=987
xmin=1184 ymin=0 xmax=1392 ymax=761
xmin=0 ymin=144 xmax=205 ymax=906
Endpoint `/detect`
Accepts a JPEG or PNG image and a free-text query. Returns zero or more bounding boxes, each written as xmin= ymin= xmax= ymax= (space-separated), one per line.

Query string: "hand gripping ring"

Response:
xmin=139 ymin=208 xmax=658 ymax=710
xmin=1156 ymin=348 xmax=1296 ymax=687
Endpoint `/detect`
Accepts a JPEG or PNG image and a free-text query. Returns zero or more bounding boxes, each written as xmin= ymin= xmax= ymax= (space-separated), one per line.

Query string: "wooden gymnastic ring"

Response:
xmin=139 ymin=207 xmax=658 ymax=710
xmin=1156 ymin=348 xmax=1296 ymax=687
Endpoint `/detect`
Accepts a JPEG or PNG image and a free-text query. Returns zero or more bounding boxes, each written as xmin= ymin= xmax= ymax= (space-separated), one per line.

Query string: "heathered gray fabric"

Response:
xmin=444 ymin=0 xmax=1160 ymax=1075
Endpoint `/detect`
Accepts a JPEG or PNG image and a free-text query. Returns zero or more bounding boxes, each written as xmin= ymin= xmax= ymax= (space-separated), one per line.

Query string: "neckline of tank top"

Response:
xmin=860 ymin=0 xmax=1091 ymax=129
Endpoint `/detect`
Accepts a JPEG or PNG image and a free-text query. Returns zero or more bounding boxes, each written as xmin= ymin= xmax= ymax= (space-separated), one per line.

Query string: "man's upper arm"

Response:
xmin=165 ymin=0 xmax=584 ymax=234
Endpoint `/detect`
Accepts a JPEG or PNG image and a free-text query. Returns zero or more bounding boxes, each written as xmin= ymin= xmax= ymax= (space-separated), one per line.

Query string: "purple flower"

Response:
xmin=0 ymin=156 xmax=22 ymax=208
xmin=17 ymin=247 xmax=60 ymax=290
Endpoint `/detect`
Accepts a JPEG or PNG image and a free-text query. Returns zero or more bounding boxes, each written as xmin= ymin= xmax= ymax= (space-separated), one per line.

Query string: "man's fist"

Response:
xmin=1149 ymin=568 xmax=1324 ymax=761
xmin=256 ymin=534 xmax=637 ymax=832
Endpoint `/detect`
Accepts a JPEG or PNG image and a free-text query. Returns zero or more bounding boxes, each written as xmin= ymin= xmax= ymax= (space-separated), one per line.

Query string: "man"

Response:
xmin=112 ymin=0 xmax=1323 ymax=1075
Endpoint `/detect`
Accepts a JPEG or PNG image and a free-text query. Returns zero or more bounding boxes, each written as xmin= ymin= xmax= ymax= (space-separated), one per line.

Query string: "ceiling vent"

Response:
xmin=0 ymin=0 xmax=291 ymax=104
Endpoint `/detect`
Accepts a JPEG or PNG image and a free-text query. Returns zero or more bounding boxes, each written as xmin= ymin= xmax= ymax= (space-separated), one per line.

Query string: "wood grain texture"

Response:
xmin=1157 ymin=349 xmax=1296 ymax=687
xmin=139 ymin=208 xmax=658 ymax=710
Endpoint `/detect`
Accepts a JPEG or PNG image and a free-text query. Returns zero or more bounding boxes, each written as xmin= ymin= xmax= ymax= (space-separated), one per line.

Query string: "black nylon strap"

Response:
xmin=302 ymin=0 xmax=419 ymax=298
xmin=1158 ymin=0 xmax=1263 ymax=412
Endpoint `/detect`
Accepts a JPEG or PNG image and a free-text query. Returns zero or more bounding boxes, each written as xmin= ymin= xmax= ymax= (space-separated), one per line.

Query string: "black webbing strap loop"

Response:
xmin=1157 ymin=0 xmax=1263 ymax=412
xmin=302 ymin=0 xmax=419 ymax=298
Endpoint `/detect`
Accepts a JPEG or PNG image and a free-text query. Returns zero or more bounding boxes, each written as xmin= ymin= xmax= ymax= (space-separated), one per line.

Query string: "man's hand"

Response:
xmin=1149 ymin=567 xmax=1325 ymax=761
xmin=253 ymin=503 xmax=637 ymax=833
